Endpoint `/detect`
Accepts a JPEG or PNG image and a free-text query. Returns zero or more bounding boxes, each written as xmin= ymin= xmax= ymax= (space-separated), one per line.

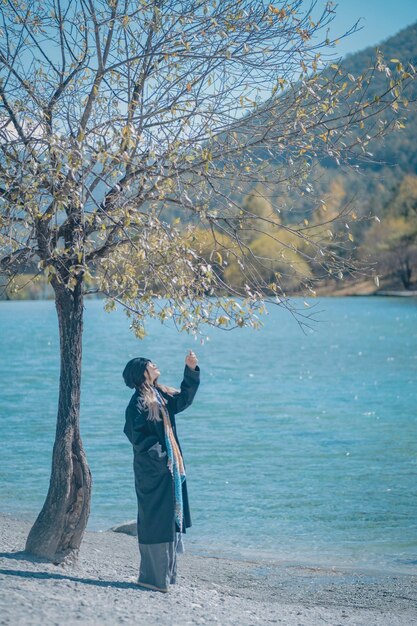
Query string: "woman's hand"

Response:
xmin=185 ymin=350 xmax=198 ymax=370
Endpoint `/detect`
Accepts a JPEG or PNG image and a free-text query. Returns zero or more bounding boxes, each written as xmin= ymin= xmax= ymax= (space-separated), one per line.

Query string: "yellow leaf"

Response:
xmin=210 ymin=250 xmax=223 ymax=265
xmin=348 ymin=232 xmax=354 ymax=242
xmin=268 ymin=5 xmax=286 ymax=19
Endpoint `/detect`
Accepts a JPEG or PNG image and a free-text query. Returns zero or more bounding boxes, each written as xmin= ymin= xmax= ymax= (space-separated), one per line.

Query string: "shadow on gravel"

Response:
xmin=0 ymin=551 xmax=54 ymax=564
xmin=0 ymin=567 xmax=142 ymax=591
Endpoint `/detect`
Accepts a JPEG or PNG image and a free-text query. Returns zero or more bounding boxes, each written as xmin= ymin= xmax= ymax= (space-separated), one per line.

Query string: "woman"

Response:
xmin=122 ymin=350 xmax=200 ymax=592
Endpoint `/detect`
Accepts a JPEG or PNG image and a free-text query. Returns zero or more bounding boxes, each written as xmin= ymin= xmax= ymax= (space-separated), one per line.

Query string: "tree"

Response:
xmin=0 ymin=0 xmax=414 ymax=562
xmin=360 ymin=175 xmax=417 ymax=288
xmin=361 ymin=215 xmax=417 ymax=289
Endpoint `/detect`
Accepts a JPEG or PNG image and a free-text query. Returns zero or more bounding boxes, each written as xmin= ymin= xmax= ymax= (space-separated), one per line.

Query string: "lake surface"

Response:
xmin=0 ymin=297 xmax=416 ymax=573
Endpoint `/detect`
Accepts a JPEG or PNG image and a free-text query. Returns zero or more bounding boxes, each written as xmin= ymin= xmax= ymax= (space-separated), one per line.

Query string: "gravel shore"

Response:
xmin=1 ymin=513 xmax=416 ymax=626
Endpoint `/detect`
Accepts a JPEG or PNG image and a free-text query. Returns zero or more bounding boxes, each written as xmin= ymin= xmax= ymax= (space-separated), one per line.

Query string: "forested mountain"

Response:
xmin=340 ymin=21 xmax=417 ymax=174
xmin=255 ymin=21 xmax=417 ymax=221
xmin=232 ymin=22 xmax=417 ymax=293
xmin=316 ymin=22 xmax=417 ymax=291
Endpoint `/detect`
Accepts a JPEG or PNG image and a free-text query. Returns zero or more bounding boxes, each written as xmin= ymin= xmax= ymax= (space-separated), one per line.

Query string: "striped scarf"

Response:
xmin=154 ymin=388 xmax=186 ymax=532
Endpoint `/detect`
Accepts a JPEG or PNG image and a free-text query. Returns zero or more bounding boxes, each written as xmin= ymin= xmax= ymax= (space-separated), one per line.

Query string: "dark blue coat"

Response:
xmin=123 ymin=364 xmax=200 ymax=544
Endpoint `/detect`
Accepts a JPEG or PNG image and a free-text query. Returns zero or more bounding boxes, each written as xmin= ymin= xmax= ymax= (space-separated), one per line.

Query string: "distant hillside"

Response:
xmin=339 ymin=22 xmax=417 ymax=174
xmin=231 ymin=22 xmax=417 ymax=292
xmin=258 ymin=22 xmax=417 ymax=224
xmin=188 ymin=22 xmax=417 ymax=232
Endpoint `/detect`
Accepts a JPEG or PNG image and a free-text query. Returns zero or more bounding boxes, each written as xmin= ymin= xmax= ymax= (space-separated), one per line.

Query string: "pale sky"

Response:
xmin=324 ymin=0 xmax=416 ymax=58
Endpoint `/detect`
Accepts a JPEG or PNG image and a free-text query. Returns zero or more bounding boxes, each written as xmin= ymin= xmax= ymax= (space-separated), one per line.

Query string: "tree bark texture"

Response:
xmin=25 ymin=280 xmax=92 ymax=563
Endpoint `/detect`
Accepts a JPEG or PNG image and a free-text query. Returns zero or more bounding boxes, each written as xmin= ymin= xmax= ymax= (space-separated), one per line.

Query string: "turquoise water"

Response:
xmin=0 ymin=297 xmax=416 ymax=573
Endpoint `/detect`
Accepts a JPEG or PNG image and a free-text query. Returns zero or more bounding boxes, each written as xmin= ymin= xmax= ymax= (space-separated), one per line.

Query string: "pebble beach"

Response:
xmin=1 ymin=513 xmax=416 ymax=626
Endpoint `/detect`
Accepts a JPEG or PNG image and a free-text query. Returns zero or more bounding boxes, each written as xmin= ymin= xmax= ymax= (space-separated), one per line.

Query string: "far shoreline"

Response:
xmin=1 ymin=290 xmax=417 ymax=303
xmin=1 ymin=276 xmax=417 ymax=302
xmin=2 ymin=510 xmax=415 ymax=579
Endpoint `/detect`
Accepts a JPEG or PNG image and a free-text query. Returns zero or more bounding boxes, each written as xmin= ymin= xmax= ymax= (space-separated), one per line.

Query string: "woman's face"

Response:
xmin=145 ymin=361 xmax=160 ymax=384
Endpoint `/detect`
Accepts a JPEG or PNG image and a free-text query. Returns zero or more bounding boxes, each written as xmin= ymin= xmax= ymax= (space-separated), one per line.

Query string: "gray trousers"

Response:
xmin=138 ymin=532 xmax=184 ymax=590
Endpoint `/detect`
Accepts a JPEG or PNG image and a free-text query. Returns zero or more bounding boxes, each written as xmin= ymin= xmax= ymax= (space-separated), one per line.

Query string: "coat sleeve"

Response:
xmin=124 ymin=396 xmax=158 ymax=452
xmin=165 ymin=364 xmax=200 ymax=415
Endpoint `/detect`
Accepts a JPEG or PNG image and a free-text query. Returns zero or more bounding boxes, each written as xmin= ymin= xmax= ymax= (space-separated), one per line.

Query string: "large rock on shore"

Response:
xmin=108 ymin=520 xmax=137 ymax=536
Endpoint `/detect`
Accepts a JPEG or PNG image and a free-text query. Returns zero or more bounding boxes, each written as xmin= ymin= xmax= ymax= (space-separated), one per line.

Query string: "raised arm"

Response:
xmin=166 ymin=364 xmax=200 ymax=415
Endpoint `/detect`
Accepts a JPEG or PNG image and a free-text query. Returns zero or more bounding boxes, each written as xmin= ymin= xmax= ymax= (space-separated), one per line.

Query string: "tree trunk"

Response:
xmin=400 ymin=256 xmax=412 ymax=290
xmin=25 ymin=279 xmax=92 ymax=563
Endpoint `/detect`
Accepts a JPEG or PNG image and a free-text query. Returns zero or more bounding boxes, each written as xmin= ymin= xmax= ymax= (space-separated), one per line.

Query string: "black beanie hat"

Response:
xmin=122 ymin=357 xmax=151 ymax=389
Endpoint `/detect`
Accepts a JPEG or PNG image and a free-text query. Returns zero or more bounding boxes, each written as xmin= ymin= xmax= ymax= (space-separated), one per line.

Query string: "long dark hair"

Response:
xmin=136 ymin=372 xmax=179 ymax=423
